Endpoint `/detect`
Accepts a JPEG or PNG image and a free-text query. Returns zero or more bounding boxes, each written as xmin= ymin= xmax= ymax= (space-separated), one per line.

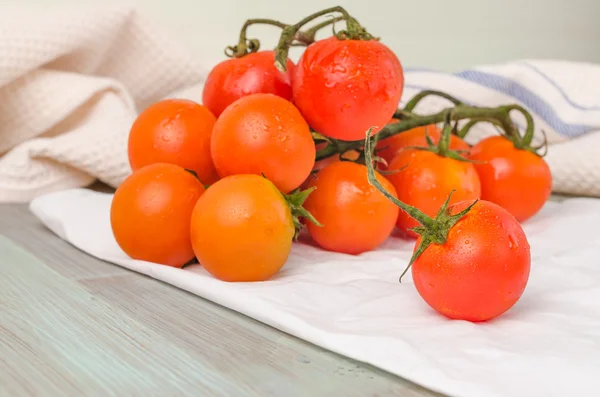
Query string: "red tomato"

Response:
xmin=128 ymin=99 xmax=219 ymax=185
xmin=202 ymin=51 xmax=295 ymax=117
xmin=377 ymin=123 xmax=470 ymax=167
xmin=411 ymin=200 xmax=531 ymax=322
xmin=190 ymin=174 xmax=295 ymax=282
xmin=110 ymin=163 xmax=205 ymax=267
xmin=292 ymin=36 xmax=404 ymax=141
xmin=387 ymin=150 xmax=481 ymax=238
xmin=303 ymin=161 xmax=399 ymax=254
xmin=468 ymin=135 xmax=552 ymax=222
xmin=211 ymin=93 xmax=315 ymax=193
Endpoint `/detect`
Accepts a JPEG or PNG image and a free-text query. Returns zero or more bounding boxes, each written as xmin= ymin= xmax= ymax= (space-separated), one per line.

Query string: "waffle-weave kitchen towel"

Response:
xmin=1 ymin=5 xmax=599 ymax=201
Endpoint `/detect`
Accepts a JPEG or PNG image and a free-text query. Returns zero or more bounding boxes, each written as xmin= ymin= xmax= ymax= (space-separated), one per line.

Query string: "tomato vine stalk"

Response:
xmin=362 ymin=126 xmax=478 ymax=282
xmin=225 ymin=15 xmax=344 ymax=58
xmin=316 ymin=94 xmax=544 ymax=161
xmin=274 ymin=6 xmax=375 ymax=72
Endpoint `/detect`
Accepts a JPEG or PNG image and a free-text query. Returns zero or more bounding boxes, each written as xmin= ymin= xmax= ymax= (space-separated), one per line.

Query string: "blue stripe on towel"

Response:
xmin=454 ymin=70 xmax=595 ymax=137
xmin=520 ymin=62 xmax=600 ymax=111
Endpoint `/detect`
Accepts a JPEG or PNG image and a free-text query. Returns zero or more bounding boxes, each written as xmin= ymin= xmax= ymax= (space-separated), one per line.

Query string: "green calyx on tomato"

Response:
xmin=363 ymin=128 xmax=478 ymax=282
xmin=278 ymin=183 xmax=323 ymax=240
xmin=400 ymin=112 xmax=473 ymax=163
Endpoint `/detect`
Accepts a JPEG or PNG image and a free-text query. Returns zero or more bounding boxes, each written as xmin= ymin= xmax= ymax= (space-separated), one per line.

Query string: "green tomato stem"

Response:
xmin=274 ymin=6 xmax=372 ymax=72
xmin=315 ymin=103 xmax=525 ymax=161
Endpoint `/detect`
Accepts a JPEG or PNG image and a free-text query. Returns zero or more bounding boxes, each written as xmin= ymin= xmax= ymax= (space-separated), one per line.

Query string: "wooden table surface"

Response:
xmin=0 ymin=202 xmax=444 ymax=397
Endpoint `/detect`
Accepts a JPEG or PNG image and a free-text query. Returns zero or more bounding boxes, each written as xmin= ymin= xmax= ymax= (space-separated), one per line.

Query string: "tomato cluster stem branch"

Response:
xmin=363 ymin=129 xmax=435 ymax=229
xmin=274 ymin=6 xmax=370 ymax=72
xmin=294 ymin=16 xmax=345 ymax=45
xmin=315 ymin=104 xmax=522 ymax=161
xmin=226 ymin=18 xmax=288 ymax=58
xmin=403 ymin=90 xmax=463 ymax=112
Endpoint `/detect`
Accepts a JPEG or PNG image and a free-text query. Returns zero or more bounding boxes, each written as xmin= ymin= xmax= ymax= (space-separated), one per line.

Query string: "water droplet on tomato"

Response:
xmin=324 ymin=81 xmax=336 ymax=88
xmin=508 ymin=234 xmax=518 ymax=250
xmin=333 ymin=64 xmax=347 ymax=73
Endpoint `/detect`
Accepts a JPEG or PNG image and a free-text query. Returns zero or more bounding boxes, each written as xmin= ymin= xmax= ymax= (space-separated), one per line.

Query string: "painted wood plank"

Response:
xmin=0 ymin=236 xmax=260 ymax=397
xmin=0 ymin=204 xmax=129 ymax=281
xmin=81 ymin=274 xmax=441 ymax=397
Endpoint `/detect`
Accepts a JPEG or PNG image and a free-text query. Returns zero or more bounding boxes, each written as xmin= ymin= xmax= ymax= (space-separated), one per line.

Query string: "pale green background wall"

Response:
xmin=8 ymin=0 xmax=600 ymax=71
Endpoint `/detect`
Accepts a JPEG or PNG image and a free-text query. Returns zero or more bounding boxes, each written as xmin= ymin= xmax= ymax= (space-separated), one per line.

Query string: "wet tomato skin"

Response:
xmin=469 ymin=135 xmax=552 ymax=222
xmin=303 ymin=161 xmax=399 ymax=255
xmin=110 ymin=163 xmax=205 ymax=268
xmin=202 ymin=51 xmax=295 ymax=117
xmin=292 ymin=37 xmax=404 ymax=141
xmin=128 ymin=99 xmax=219 ymax=185
xmin=387 ymin=150 xmax=481 ymax=238
xmin=412 ymin=200 xmax=531 ymax=322
xmin=190 ymin=174 xmax=294 ymax=282
xmin=211 ymin=93 xmax=315 ymax=194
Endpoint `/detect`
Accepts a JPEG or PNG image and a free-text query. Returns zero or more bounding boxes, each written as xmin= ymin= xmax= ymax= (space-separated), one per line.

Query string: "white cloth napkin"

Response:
xmin=30 ymin=188 xmax=600 ymax=397
xmin=1 ymin=5 xmax=600 ymax=202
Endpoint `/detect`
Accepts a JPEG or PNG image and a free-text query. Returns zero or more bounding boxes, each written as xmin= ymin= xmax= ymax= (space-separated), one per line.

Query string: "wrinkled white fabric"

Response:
xmin=30 ymin=189 xmax=600 ymax=397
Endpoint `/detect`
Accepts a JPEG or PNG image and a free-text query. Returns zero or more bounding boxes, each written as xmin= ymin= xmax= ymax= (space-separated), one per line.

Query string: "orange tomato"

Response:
xmin=128 ymin=99 xmax=219 ymax=185
xmin=376 ymin=123 xmax=470 ymax=167
xmin=211 ymin=93 xmax=315 ymax=193
xmin=110 ymin=163 xmax=205 ymax=267
xmin=190 ymin=174 xmax=296 ymax=282
xmin=303 ymin=161 xmax=399 ymax=254
xmin=469 ymin=135 xmax=552 ymax=222
xmin=387 ymin=150 xmax=481 ymax=238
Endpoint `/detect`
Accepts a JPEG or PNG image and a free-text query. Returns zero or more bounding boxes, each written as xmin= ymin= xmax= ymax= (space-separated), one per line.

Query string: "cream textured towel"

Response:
xmin=1 ymin=5 xmax=600 ymax=202
xmin=0 ymin=5 xmax=206 ymax=202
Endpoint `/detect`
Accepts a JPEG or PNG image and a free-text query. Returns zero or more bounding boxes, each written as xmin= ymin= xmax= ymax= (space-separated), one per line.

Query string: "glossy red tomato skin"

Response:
xmin=211 ymin=93 xmax=315 ymax=194
xmin=303 ymin=161 xmax=400 ymax=255
xmin=412 ymin=200 xmax=531 ymax=322
xmin=292 ymin=37 xmax=404 ymax=141
xmin=202 ymin=51 xmax=295 ymax=117
xmin=128 ymin=99 xmax=219 ymax=185
xmin=469 ymin=135 xmax=552 ymax=222
xmin=110 ymin=163 xmax=205 ymax=268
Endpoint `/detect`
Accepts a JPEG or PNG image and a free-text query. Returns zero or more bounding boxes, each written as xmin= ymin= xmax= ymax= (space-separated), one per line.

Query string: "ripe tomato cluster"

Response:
xmin=110 ymin=6 xmax=552 ymax=323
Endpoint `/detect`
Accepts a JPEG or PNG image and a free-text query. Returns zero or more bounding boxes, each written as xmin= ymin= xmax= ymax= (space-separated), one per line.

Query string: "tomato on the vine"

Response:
xmin=387 ymin=149 xmax=481 ymax=238
xmin=303 ymin=161 xmax=399 ymax=255
xmin=128 ymin=99 xmax=219 ymax=185
xmin=376 ymin=123 xmax=470 ymax=167
xmin=468 ymin=135 xmax=552 ymax=222
xmin=411 ymin=200 xmax=531 ymax=322
xmin=292 ymin=36 xmax=404 ymax=141
xmin=202 ymin=51 xmax=295 ymax=118
xmin=211 ymin=93 xmax=315 ymax=193
xmin=110 ymin=163 xmax=205 ymax=268
xmin=190 ymin=174 xmax=310 ymax=282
